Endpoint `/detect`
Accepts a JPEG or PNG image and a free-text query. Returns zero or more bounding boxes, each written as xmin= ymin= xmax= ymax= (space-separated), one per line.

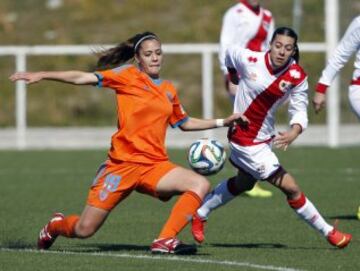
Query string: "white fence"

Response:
xmin=0 ymin=41 xmax=351 ymax=150
xmin=2 ymin=43 xmax=220 ymax=149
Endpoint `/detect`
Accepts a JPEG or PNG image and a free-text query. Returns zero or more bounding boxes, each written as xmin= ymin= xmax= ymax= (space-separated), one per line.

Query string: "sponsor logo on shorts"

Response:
xmin=256 ymin=164 xmax=266 ymax=174
xmin=99 ymin=173 xmax=122 ymax=201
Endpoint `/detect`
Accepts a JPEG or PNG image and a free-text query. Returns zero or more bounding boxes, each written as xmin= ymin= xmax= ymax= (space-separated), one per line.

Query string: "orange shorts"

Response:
xmin=87 ymin=159 xmax=177 ymax=211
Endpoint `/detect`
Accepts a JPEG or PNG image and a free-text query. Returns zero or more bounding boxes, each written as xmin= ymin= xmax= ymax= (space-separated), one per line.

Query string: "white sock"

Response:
xmin=294 ymin=197 xmax=333 ymax=236
xmin=197 ymin=179 xmax=236 ymax=219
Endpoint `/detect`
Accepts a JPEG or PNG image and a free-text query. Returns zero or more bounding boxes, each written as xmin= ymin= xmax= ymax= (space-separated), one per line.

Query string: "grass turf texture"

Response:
xmin=0 ymin=148 xmax=359 ymax=270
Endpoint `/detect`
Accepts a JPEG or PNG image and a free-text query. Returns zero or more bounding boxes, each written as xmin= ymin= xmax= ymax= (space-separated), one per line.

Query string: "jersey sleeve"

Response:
xmin=225 ymin=45 xmax=246 ymax=72
xmin=94 ymin=65 xmax=132 ymax=91
xmin=318 ymin=16 xmax=360 ymax=86
xmin=288 ymin=77 xmax=309 ymax=131
xmin=266 ymin=16 xmax=275 ymax=49
xmin=169 ymin=91 xmax=189 ymax=128
xmin=219 ymin=8 xmax=238 ymax=75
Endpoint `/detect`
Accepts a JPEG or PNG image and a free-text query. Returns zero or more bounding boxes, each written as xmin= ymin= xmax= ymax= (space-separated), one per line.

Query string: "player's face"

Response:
xmin=269 ymin=34 xmax=295 ymax=69
xmin=136 ymin=39 xmax=163 ymax=79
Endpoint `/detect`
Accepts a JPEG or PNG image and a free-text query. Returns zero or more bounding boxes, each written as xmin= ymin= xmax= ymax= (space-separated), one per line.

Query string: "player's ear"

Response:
xmin=134 ymin=55 xmax=140 ymax=64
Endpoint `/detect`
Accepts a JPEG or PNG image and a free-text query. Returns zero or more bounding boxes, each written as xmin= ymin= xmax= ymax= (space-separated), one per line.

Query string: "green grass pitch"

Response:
xmin=0 ymin=147 xmax=359 ymax=271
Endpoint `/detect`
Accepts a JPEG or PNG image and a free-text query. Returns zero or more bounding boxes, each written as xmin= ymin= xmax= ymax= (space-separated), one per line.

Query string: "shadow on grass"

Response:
xmin=327 ymin=215 xmax=358 ymax=221
xmin=78 ymin=243 xmax=209 ymax=256
xmin=210 ymin=243 xmax=286 ymax=249
xmin=80 ymin=243 xmax=150 ymax=252
xmin=0 ymin=239 xmax=34 ymax=249
xmin=1 ymin=241 xmax=208 ymax=256
xmin=210 ymin=243 xmax=333 ymax=251
xmin=0 ymin=240 xmax=149 ymax=252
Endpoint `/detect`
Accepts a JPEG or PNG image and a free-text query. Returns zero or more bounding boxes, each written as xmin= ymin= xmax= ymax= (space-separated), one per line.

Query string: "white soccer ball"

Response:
xmin=187 ymin=138 xmax=226 ymax=176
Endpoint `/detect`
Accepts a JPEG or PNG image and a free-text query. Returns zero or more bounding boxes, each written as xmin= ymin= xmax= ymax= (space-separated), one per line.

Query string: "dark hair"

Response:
xmin=270 ymin=27 xmax=300 ymax=63
xmin=96 ymin=31 xmax=159 ymax=70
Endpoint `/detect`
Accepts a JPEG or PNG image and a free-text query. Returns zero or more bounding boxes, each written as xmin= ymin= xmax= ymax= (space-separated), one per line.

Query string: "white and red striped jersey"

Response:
xmin=317 ymin=16 xmax=360 ymax=91
xmin=225 ymin=46 xmax=309 ymax=146
xmin=219 ymin=1 xmax=275 ymax=74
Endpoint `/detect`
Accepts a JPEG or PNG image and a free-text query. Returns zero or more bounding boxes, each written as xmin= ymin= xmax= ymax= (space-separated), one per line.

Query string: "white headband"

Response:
xmin=134 ymin=35 xmax=158 ymax=52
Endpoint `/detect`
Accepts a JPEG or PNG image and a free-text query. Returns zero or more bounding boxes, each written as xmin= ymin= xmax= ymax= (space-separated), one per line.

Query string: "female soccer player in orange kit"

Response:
xmin=10 ymin=31 xmax=244 ymax=255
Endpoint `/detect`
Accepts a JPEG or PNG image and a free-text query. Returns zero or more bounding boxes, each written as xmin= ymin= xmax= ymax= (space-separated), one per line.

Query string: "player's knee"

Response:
xmin=280 ymin=175 xmax=301 ymax=198
xmin=233 ymin=173 xmax=256 ymax=193
xmin=75 ymin=222 xmax=98 ymax=238
xmin=202 ymin=178 xmax=211 ymax=194
xmin=189 ymin=175 xmax=211 ymax=199
xmin=198 ymin=176 xmax=211 ymax=198
xmin=283 ymin=184 xmax=301 ymax=199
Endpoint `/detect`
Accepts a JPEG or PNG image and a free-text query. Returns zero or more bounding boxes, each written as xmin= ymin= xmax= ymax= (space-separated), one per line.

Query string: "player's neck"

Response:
xmin=270 ymin=60 xmax=291 ymax=74
xmin=240 ymin=0 xmax=260 ymax=14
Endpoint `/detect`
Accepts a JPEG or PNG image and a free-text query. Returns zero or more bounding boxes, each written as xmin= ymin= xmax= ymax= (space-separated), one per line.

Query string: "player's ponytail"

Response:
xmin=293 ymin=44 xmax=300 ymax=63
xmin=96 ymin=31 xmax=159 ymax=70
xmin=270 ymin=27 xmax=300 ymax=63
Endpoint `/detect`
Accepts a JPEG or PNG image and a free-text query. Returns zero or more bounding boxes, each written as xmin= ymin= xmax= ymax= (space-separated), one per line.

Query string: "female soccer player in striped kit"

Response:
xmin=219 ymin=0 xmax=275 ymax=97
xmin=313 ymin=15 xmax=360 ymax=220
xmin=192 ymin=27 xmax=352 ymax=249
xmin=10 ymin=31 xmax=244 ymax=255
xmin=219 ymin=0 xmax=275 ymax=198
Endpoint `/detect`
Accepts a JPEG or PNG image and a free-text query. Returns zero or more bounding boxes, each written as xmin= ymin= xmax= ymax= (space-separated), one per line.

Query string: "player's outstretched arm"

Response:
xmin=9 ymin=71 xmax=98 ymax=85
xmin=180 ymin=113 xmax=249 ymax=131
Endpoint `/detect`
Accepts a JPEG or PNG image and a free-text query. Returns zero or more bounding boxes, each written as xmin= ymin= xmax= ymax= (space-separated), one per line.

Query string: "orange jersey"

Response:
xmin=95 ymin=65 xmax=188 ymax=164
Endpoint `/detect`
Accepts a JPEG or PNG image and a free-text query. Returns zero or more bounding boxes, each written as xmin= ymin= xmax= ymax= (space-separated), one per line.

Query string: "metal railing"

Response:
xmin=0 ymin=42 xmax=331 ymax=149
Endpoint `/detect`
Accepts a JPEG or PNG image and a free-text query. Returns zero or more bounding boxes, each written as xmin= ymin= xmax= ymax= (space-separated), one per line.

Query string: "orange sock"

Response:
xmin=49 ymin=215 xmax=80 ymax=238
xmin=158 ymin=191 xmax=202 ymax=239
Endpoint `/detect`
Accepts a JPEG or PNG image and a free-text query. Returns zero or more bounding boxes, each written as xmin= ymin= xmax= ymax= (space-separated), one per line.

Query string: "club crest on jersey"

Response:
xmin=256 ymin=164 xmax=266 ymax=175
xmin=279 ymin=80 xmax=293 ymax=93
xmin=289 ymin=69 xmax=301 ymax=79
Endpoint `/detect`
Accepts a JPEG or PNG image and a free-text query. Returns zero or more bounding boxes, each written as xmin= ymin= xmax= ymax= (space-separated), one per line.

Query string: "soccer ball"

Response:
xmin=187 ymin=138 xmax=226 ymax=176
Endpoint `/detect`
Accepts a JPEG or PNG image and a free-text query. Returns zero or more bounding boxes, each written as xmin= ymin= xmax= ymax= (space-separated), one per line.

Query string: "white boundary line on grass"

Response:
xmin=1 ymin=248 xmax=304 ymax=271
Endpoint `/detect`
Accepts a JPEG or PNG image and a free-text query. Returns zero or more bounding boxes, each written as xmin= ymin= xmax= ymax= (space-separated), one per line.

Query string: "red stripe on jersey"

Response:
xmin=351 ymin=78 xmax=360 ymax=85
xmin=229 ymin=64 xmax=306 ymax=146
xmin=247 ymin=12 xmax=272 ymax=52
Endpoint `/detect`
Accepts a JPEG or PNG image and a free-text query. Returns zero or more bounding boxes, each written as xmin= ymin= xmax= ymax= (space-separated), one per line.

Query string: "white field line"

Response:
xmin=0 ymin=247 xmax=304 ymax=271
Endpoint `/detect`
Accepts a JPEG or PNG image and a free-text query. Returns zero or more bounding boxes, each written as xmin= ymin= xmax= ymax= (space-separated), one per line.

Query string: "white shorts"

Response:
xmin=229 ymin=141 xmax=280 ymax=180
xmin=349 ymin=85 xmax=360 ymax=119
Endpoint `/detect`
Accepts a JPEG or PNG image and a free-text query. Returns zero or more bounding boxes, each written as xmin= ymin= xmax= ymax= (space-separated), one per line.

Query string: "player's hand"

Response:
xmin=312 ymin=92 xmax=326 ymax=114
xmin=273 ymin=126 xmax=300 ymax=151
xmin=224 ymin=113 xmax=250 ymax=128
xmin=273 ymin=131 xmax=290 ymax=151
xmin=9 ymin=72 xmax=43 ymax=84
